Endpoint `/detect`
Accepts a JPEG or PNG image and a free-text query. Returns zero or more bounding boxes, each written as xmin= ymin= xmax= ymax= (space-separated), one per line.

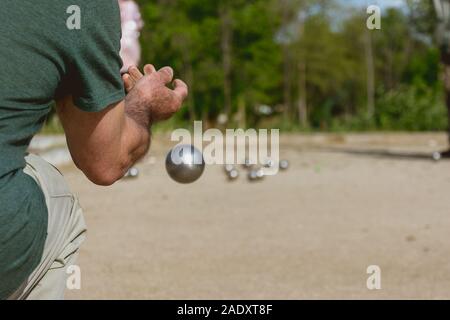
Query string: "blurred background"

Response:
xmin=36 ymin=0 xmax=450 ymax=299
xmin=139 ymin=0 xmax=444 ymax=134
xmin=44 ymin=0 xmax=449 ymax=136
xmin=139 ymin=0 xmax=447 ymax=134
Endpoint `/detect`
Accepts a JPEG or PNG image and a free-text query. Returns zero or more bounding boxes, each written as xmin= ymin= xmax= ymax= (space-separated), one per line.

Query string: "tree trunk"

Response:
xmin=444 ymin=63 xmax=450 ymax=146
xmin=179 ymin=41 xmax=196 ymax=122
xmin=184 ymin=60 xmax=196 ymax=121
xmin=220 ymin=4 xmax=233 ymax=122
xmin=282 ymin=46 xmax=293 ymax=121
xmin=440 ymin=49 xmax=450 ymax=147
xmin=282 ymin=46 xmax=292 ymax=121
xmin=238 ymin=95 xmax=246 ymax=128
xmin=280 ymin=0 xmax=292 ymax=121
xmin=296 ymin=16 xmax=307 ymax=127
xmin=297 ymin=60 xmax=308 ymax=127
xmin=365 ymin=29 xmax=375 ymax=118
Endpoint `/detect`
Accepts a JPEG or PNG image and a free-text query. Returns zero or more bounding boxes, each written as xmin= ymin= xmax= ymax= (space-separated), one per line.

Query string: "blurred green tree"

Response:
xmin=66 ymin=0 xmax=444 ymax=133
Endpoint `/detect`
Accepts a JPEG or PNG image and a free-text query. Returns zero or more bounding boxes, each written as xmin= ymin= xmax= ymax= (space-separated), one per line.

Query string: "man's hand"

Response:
xmin=123 ymin=64 xmax=188 ymax=128
xmin=122 ymin=65 xmax=146 ymax=93
xmin=57 ymin=64 xmax=188 ymax=186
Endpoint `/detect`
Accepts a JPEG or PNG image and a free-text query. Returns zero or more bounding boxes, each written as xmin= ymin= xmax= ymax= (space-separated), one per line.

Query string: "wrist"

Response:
xmin=124 ymin=94 xmax=152 ymax=129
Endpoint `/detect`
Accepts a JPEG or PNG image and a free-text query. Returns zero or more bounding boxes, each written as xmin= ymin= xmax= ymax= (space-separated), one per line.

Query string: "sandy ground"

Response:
xmin=62 ymin=133 xmax=450 ymax=300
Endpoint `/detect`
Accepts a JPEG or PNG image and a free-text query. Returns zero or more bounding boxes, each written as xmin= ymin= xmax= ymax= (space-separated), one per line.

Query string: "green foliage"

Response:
xmin=375 ymin=85 xmax=447 ymax=131
xmin=42 ymin=0 xmax=448 ymax=133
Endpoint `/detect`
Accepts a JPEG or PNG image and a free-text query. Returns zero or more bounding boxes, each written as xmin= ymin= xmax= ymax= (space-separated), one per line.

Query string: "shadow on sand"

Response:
xmin=318 ymin=147 xmax=450 ymax=162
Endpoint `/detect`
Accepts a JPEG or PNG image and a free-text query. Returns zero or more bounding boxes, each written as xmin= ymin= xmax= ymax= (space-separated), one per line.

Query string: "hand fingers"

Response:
xmin=128 ymin=66 xmax=144 ymax=83
xmin=122 ymin=74 xmax=134 ymax=93
xmin=172 ymin=79 xmax=188 ymax=101
xmin=157 ymin=66 xmax=174 ymax=85
xmin=144 ymin=64 xmax=156 ymax=75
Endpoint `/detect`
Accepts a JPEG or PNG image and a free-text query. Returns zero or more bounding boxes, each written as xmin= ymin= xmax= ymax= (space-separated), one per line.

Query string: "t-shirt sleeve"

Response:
xmin=67 ymin=0 xmax=125 ymax=112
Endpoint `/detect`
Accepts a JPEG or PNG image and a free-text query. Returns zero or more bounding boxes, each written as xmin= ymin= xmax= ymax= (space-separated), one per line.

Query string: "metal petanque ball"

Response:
xmin=124 ymin=167 xmax=139 ymax=179
xmin=165 ymin=144 xmax=205 ymax=184
xmin=256 ymin=168 xmax=265 ymax=179
xmin=279 ymin=160 xmax=289 ymax=170
xmin=128 ymin=167 xmax=139 ymax=177
xmin=248 ymin=168 xmax=264 ymax=182
xmin=432 ymin=152 xmax=442 ymax=162
xmin=248 ymin=170 xmax=259 ymax=181
xmin=224 ymin=164 xmax=235 ymax=173
xmin=227 ymin=169 xmax=240 ymax=181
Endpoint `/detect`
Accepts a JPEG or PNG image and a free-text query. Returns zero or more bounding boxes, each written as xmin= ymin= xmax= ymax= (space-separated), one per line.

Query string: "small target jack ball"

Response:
xmin=165 ymin=144 xmax=205 ymax=184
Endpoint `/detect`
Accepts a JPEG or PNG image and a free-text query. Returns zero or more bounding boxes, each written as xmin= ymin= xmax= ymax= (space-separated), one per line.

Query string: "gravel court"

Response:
xmin=63 ymin=133 xmax=450 ymax=299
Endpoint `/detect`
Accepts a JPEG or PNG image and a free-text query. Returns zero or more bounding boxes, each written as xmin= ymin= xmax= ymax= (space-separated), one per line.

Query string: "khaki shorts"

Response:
xmin=8 ymin=154 xmax=87 ymax=300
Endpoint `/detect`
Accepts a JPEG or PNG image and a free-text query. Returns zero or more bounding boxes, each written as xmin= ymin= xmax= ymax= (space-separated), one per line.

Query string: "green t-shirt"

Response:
xmin=0 ymin=0 xmax=124 ymax=299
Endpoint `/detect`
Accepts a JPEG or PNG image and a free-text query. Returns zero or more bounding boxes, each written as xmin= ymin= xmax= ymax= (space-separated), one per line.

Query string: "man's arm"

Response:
xmin=57 ymin=66 xmax=188 ymax=186
xmin=56 ymin=97 xmax=149 ymax=186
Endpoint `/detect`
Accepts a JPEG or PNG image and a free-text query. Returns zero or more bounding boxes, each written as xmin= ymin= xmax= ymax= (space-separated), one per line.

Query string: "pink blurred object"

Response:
xmin=119 ymin=0 xmax=144 ymax=73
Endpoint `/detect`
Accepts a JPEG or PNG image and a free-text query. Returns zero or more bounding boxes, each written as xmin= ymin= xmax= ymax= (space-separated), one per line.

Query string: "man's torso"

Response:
xmin=0 ymin=0 xmax=123 ymax=299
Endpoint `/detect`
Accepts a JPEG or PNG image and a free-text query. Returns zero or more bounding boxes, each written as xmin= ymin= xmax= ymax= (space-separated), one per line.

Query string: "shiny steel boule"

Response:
xmin=256 ymin=168 xmax=265 ymax=179
xmin=248 ymin=169 xmax=264 ymax=182
xmin=128 ymin=167 xmax=139 ymax=177
xmin=165 ymin=144 xmax=205 ymax=184
xmin=224 ymin=164 xmax=235 ymax=173
xmin=248 ymin=170 xmax=258 ymax=181
xmin=279 ymin=160 xmax=289 ymax=170
xmin=227 ymin=169 xmax=240 ymax=181
xmin=124 ymin=167 xmax=139 ymax=179
xmin=432 ymin=152 xmax=442 ymax=162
